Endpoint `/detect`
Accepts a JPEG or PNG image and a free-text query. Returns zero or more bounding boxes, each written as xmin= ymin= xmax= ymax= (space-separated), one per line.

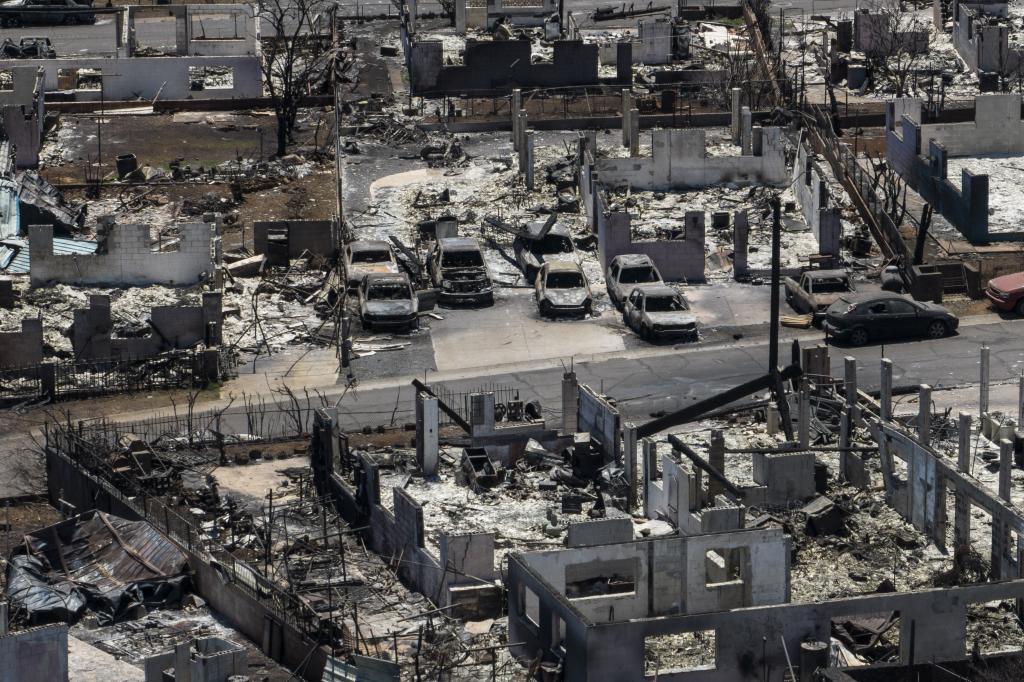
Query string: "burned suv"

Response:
xmin=427 ymin=237 xmax=494 ymax=305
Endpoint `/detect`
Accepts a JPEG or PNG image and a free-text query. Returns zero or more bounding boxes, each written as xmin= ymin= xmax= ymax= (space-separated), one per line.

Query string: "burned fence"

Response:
xmin=0 ymin=348 xmax=226 ymax=407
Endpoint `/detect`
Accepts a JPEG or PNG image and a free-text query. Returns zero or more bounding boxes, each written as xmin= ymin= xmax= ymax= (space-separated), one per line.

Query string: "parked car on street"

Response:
xmin=605 ymin=254 xmax=664 ymax=310
xmin=357 ymin=273 xmax=435 ymax=332
xmin=0 ymin=0 xmax=95 ymax=26
xmin=985 ymin=272 xmax=1024 ymax=316
xmin=343 ymin=240 xmax=400 ymax=290
xmin=823 ymin=294 xmax=958 ymax=346
xmin=622 ymin=285 xmax=697 ymax=341
xmin=513 ymin=220 xmax=575 ymax=284
xmin=535 ymin=261 xmax=592 ymax=317
xmin=428 ymin=237 xmax=494 ymax=305
xmin=784 ymin=269 xmax=855 ymax=321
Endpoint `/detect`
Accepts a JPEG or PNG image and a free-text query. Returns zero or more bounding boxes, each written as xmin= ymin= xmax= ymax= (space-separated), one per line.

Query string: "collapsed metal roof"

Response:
xmin=0 ymin=235 xmax=97 ymax=274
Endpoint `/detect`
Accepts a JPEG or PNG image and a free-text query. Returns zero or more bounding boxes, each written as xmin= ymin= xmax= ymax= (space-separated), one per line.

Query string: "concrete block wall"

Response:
xmin=0 ymin=55 xmax=261 ymax=101
xmin=752 ymin=450 xmax=816 ymax=507
xmin=0 ymin=66 xmax=44 ymax=168
xmin=853 ymin=10 xmax=928 ymax=57
xmin=0 ymin=318 xmax=43 ymax=369
xmin=408 ymin=39 xmax=620 ymax=95
xmin=951 ymin=1 xmax=1022 ymax=74
xmin=0 ymin=624 xmax=68 ymax=682
xmin=634 ymin=18 xmax=673 ymax=65
xmin=73 ymin=292 xmax=222 ymax=361
xmin=566 ymin=517 xmax=635 ymax=547
xmin=30 ymin=222 xmax=219 ymax=287
xmin=793 ymin=137 xmax=842 ymax=256
xmin=591 ymin=127 xmax=788 ymax=191
xmin=484 ymin=0 xmax=557 ymax=27
xmin=885 ymin=97 xmax=1002 ymax=241
xmin=253 ymin=220 xmax=338 ymax=260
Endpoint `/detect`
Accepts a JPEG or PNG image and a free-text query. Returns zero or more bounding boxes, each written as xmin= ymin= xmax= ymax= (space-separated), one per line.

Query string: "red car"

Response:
xmin=985 ymin=272 xmax=1024 ymax=315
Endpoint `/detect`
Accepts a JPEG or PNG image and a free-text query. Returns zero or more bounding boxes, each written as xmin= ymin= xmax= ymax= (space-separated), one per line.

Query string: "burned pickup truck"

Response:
xmin=784 ymin=269 xmax=855 ymax=321
xmin=427 ymin=237 xmax=494 ymax=306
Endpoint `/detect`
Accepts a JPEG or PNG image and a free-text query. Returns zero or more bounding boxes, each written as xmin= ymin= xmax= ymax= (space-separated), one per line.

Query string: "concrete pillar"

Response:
xmin=0 ymin=600 xmax=7 ymax=636
xmin=730 ymin=87 xmax=742 ymax=144
xmin=766 ymin=405 xmax=780 ymax=435
xmin=416 ymin=392 xmax=439 ymax=476
xmin=994 ymin=437 xmax=1013 ymax=580
xmin=628 ymin=108 xmax=640 ymax=157
xmin=623 ymin=424 xmax=638 ymax=511
xmin=524 ymin=131 xmax=535 ymax=190
xmin=954 ymin=413 xmax=972 ymax=554
xmin=981 ymin=344 xmax=990 ymax=417
xmin=562 ymin=371 xmax=578 ymax=434
xmin=1000 ymin=438 xmax=1013 ymax=501
xmin=511 ymin=89 xmax=521 ymax=143
xmin=918 ymin=384 xmax=931 ymax=447
xmin=843 ymin=356 xmax=857 ymax=409
xmin=621 ymin=89 xmax=631 ymax=147
xmin=733 ymin=210 xmax=748 ymax=279
xmin=880 ymin=358 xmax=893 ymax=422
xmin=798 ymin=377 xmax=810 ymax=449
xmin=1018 ymin=371 xmax=1024 ymax=424
xmin=839 ymin=406 xmax=851 ymax=479
xmin=708 ymin=430 xmax=725 ymax=500
xmin=739 ymin=106 xmax=752 ymax=155
xmin=642 ymin=437 xmax=657 ymax=519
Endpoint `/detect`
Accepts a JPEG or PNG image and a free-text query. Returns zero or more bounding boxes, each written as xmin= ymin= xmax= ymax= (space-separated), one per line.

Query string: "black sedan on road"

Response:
xmin=823 ymin=294 xmax=958 ymax=346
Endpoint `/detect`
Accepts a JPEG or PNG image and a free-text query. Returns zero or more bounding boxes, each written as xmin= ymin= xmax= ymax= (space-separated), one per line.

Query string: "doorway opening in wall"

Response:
xmin=965 ymin=601 xmax=1024 ymax=657
xmin=643 ymin=630 xmax=716 ymax=677
xmin=831 ymin=611 xmax=900 ymax=666
xmin=565 ymin=558 xmax=637 ymax=600
xmin=0 ymin=69 xmax=13 ymax=92
xmin=190 ymin=12 xmax=244 ymax=41
xmin=188 ymin=65 xmax=234 ymax=91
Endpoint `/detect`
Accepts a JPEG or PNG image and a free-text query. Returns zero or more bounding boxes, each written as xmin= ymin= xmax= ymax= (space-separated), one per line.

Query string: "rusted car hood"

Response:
xmin=644 ymin=311 xmax=697 ymax=327
xmin=544 ymin=289 xmax=589 ymax=306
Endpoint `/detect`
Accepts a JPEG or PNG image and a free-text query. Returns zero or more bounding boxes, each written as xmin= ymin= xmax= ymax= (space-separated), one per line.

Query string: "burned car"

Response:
xmin=428 ymin=237 xmax=494 ymax=305
xmin=823 ymin=294 xmax=958 ymax=346
xmin=784 ymin=269 xmax=855 ymax=321
xmin=605 ymin=254 xmax=664 ymax=310
xmin=513 ymin=219 xmax=576 ymax=283
xmin=535 ymin=261 xmax=592 ymax=317
xmin=622 ymin=285 xmax=697 ymax=341
xmin=343 ymin=240 xmax=399 ymax=290
xmin=358 ymin=273 xmax=435 ymax=332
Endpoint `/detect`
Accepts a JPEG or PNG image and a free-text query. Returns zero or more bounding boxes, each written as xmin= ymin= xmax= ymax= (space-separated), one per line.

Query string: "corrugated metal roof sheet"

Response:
xmin=0 ymin=236 xmax=97 ymax=274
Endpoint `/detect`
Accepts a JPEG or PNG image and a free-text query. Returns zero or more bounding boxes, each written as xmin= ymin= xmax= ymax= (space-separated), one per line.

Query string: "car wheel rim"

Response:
xmin=929 ymin=322 xmax=945 ymax=338
xmin=852 ymin=330 xmax=867 ymax=345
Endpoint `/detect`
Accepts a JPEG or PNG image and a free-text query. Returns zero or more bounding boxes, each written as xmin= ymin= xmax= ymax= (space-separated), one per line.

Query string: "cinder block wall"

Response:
xmin=0 ymin=624 xmax=68 ymax=682
xmin=0 ymin=318 xmax=43 ymax=369
xmin=30 ymin=222 xmax=218 ymax=287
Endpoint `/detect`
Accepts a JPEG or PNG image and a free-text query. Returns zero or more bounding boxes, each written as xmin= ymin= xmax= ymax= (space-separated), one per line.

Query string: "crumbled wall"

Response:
xmin=884 ymin=97 xmax=1013 ymax=241
xmin=408 ymin=39 xmax=620 ymax=95
xmin=30 ymin=222 xmax=220 ymax=287
xmin=0 ymin=56 xmax=262 ymax=101
xmin=793 ymin=136 xmax=842 ymax=256
xmin=72 ymin=292 xmax=222 ymax=361
xmin=853 ymin=10 xmax=928 ymax=57
xmin=951 ymin=0 xmax=1022 ymax=74
xmin=0 ymin=318 xmax=42 ymax=369
xmin=0 ymin=66 xmax=44 ymax=168
xmin=253 ymin=220 xmax=338 ymax=262
xmin=591 ymin=127 xmax=788 ymax=190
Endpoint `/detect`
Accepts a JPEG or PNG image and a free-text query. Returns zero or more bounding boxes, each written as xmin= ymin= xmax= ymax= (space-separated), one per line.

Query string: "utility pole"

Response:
xmin=769 ymin=196 xmax=795 ymax=441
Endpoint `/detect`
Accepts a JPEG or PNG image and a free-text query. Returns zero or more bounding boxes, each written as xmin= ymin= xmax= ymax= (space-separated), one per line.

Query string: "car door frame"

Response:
xmin=625 ymin=289 xmax=643 ymax=330
xmin=884 ymin=298 xmax=922 ymax=338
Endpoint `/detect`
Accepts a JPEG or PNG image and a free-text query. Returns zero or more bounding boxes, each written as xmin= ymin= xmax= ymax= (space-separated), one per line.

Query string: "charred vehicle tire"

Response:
xmin=849 ymin=327 xmax=869 ymax=347
xmin=539 ymin=300 xmax=552 ymax=318
xmin=1016 ymin=299 xmax=1024 ymax=317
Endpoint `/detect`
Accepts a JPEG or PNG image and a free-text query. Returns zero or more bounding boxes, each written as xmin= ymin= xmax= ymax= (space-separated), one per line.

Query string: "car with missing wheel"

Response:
xmin=984 ymin=271 xmax=1024 ymax=316
xmin=823 ymin=294 xmax=958 ymax=346
xmin=622 ymin=285 xmax=697 ymax=341
xmin=535 ymin=260 xmax=592 ymax=317
xmin=605 ymin=254 xmax=664 ymax=310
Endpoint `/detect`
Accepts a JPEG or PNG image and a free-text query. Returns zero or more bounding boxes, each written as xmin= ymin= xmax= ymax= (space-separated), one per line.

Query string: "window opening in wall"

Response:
xmin=644 ymin=630 xmax=716 ymax=676
xmin=704 ymin=548 xmax=742 ymax=588
xmin=965 ymin=602 xmax=1024 ymax=656
xmin=831 ymin=611 xmax=900 ymax=665
xmin=565 ymin=558 xmax=637 ymax=599
xmin=76 ymin=68 xmax=102 ymax=91
xmin=0 ymin=70 xmax=13 ymax=92
xmin=520 ymin=583 xmax=540 ymax=630
xmin=188 ymin=65 xmax=234 ymax=91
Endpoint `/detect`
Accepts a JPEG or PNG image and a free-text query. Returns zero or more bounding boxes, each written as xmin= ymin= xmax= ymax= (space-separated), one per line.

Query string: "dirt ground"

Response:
xmin=0 ymin=500 xmax=61 ymax=591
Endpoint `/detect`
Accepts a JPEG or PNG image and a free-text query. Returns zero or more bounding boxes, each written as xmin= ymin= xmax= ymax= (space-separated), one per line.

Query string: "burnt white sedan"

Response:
xmin=623 ymin=285 xmax=698 ymax=341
